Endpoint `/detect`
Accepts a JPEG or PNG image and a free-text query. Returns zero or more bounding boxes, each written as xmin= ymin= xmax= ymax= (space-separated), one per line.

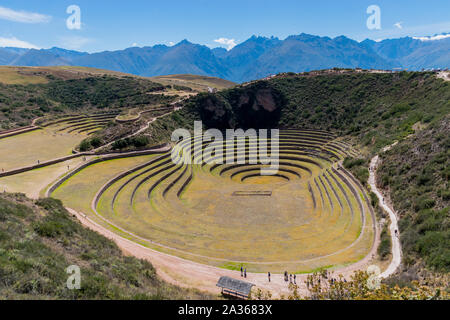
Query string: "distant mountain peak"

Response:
xmin=176 ymin=39 xmax=193 ymax=46
xmin=1 ymin=32 xmax=448 ymax=82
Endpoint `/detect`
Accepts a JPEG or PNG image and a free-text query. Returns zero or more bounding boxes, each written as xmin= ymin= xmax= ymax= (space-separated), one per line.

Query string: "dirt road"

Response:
xmin=369 ymin=145 xmax=402 ymax=279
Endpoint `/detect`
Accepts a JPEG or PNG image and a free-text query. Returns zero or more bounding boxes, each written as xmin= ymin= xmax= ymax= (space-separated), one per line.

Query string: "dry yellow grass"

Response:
xmin=0 ymin=156 xmax=94 ymax=199
xmin=52 ymin=136 xmax=374 ymax=273
xmin=52 ymin=155 xmax=158 ymax=222
xmin=0 ymin=66 xmax=235 ymax=94
xmin=149 ymin=74 xmax=236 ymax=91
xmin=0 ymin=126 xmax=86 ymax=171
xmin=0 ymin=66 xmax=49 ymax=84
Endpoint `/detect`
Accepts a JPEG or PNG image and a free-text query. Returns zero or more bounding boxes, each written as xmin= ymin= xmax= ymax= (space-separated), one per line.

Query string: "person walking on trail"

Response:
xmin=294 ymin=274 xmax=297 ymax=284
xmin=289 ymin=274 xmax=292 ymax=283
xmin=268 ymin=272 xmax=271 ymax=282
xmin=241 ymin=266 xmax=243 ymax=277
xmin=244 ymin=269 xmax=247 ymax=278
xmin=284 ymin=271 xmax=288 ymax=282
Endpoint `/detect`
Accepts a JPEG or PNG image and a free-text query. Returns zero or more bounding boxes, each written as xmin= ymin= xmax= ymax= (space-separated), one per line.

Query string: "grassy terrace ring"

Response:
xmin=0 ymin=113 xmax=117 ymax=172
xmin=51 ymin=129 xmax=376 ymax=273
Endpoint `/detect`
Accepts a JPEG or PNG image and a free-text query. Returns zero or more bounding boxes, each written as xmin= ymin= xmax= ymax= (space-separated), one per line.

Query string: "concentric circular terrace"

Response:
xmin=52 ymin=129 xmax=376 ymax=273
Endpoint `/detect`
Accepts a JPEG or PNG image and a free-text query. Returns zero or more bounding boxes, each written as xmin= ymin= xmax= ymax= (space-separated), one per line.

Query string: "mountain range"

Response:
xmin=1 ymin=33 xmax=449 ymax=83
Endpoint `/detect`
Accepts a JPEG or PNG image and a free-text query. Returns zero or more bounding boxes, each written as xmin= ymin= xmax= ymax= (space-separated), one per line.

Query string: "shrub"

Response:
xmin=343 ymin=157 xmax=365 ymax=169
xmin=416 ymin=231 xmax=450 ymax=271
xmin=79 ymin=139 xmax=91 ymax=152
xmin=90 ymin=137 xmax=102 ymax=149
xmin=414 ymin=196 xmax=436 ymax=211
xmin=378 ymin=225 xmax=391 ymax=260
xmin=33 ymin=198 xmax=77 ymax=238
xmin=112 ymin=136 xmax=149 ymax=150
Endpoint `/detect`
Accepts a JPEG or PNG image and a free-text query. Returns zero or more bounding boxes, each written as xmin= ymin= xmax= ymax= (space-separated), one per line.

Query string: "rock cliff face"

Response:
xmin=192 ymin=83 xmax=284 ymax=130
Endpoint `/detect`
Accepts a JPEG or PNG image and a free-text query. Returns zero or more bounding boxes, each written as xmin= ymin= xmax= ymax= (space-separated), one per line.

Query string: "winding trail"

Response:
xmin=91 ymin=96 xmax=188 ymax=153
xmin=91 ymin=112 xmax=175 ymax=153
xmin=369 ymin=143 xmax=402 ymax=278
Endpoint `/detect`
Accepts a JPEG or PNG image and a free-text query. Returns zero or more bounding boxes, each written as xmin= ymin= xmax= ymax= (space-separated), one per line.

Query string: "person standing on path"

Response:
xmin=268 ymin=272 xmax=271 ymax=282
xmin=244 ymin=269 xmax=247 ymax=278
xmin=241 ymin=266 xmax=243 ymax=277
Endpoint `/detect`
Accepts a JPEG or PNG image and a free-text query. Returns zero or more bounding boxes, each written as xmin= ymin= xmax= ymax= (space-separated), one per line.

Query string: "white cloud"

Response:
xmin=0 ymin=36 xmax=40 ymax=49
xmin=132 ymin=42 xmax=138 ymax=47
xmin=394 ymin=22 xmax=403 ymax=29
xmin=0 ymin=6 xmax=51 ymax=23
xmin=169 ymin=41 xmax=175 ymax=46
xmin=214 ymin=37 xmax=238 ymax=50
xmin=59 ymin=36 xmax=92 ymax=50
xmin=413 ymin=34 xmax=450 ymax=41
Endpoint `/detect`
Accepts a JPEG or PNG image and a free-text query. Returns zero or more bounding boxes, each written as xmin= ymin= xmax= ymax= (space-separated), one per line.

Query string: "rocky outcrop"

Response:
xmin=193 ymin=82 xmax=285 ymax=129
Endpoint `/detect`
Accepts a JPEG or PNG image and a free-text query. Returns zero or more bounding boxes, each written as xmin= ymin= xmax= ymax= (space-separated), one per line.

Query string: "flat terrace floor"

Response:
xmin=0 ymin=125 xmax=86 ymax=171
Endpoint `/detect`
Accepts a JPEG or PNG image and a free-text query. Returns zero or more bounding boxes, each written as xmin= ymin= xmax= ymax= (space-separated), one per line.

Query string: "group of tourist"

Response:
xmin=284 ymin=271 xmax=297 ymax=284
xmin=240 ymin=268 xmax=298 ymax=285
xmin=240 ymin=267 xmax=247 ymax=278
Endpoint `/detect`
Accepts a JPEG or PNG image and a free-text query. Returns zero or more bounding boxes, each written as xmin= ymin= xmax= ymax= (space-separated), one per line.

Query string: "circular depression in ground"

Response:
xmin=53 ymin=129 xmax=375 ymax=272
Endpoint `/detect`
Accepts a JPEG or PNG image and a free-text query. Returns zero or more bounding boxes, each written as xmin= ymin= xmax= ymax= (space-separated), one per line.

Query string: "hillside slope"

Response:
xmin=0 ymin=193 xmax=211 ymax=299
xmin=165 ymin=71 xmax=449 ymax=149
xmin=378 ymin=117 xmax=449 ymax=273
xmin=149 ymin=74 xmax=236 ymax=92
xmin=0 ymin=67 xmax=173 ymax=130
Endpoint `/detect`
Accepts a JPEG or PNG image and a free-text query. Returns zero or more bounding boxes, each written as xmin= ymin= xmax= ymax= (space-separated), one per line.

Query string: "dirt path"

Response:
xmin=369 ymin=144 xmax=402 ymax=279
xmin=0 ymin=156 xmax=94 ymax=199
xmin=92 ymin=112 xmax=175 ymax=153
xmin=437 ymin=71 xmax=450 ymax=82
xmin=92 ymin=96 xmax=188 ymax=153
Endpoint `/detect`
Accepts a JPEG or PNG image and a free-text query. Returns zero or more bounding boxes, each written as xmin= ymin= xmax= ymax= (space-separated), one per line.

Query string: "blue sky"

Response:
xmin=0 ymin=0 xmax=449 ymax=52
